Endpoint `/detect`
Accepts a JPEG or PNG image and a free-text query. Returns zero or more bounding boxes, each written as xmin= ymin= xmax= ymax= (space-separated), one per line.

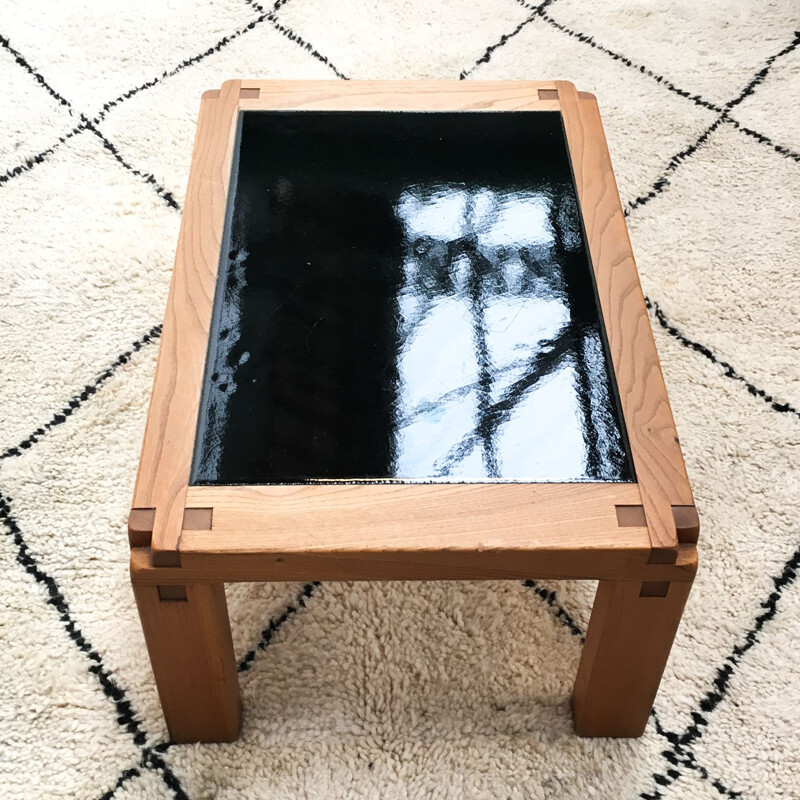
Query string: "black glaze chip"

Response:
xmin=190 ymin=110 xmax=634 ymax=485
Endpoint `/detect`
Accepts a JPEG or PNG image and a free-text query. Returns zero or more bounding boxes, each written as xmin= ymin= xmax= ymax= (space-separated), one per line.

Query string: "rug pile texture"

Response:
xmin=1 ymin=1 xmax=799 ymax=798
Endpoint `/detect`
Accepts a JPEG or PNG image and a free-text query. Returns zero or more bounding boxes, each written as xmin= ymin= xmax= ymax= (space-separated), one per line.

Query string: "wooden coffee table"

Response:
xmin=128 ymin=80 xmax=699 ymax=743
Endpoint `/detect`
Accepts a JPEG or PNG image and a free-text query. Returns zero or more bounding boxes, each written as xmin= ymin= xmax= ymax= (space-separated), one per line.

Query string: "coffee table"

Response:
xmin=128 ymin=80 xmax=699 ymax=743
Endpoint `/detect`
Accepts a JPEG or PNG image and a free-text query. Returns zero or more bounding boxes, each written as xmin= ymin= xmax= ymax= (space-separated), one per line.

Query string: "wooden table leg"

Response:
xmin=572 ymin=578 xmax=693 ymax=737
xmin=132 ymin=581 xmax=241 ymax=743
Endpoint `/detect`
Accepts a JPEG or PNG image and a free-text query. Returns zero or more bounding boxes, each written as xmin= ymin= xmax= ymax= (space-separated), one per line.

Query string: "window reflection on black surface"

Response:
xmin=190 ymin=111 xmax=634 ymax=485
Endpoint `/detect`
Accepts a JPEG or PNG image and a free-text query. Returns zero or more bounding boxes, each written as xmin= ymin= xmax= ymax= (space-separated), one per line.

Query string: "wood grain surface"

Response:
xmin=131 ymin=581 xmax=241 ymax=742
xmin=128 ymin=81 xmax=700 ymax=743
xmin=572 ymin=578 xmax=693 ymax=736
xmin=237 ymin=79 xmax=562 ymax=111
xmin=183 ymin=482 xmax=641 ymax=547
xmin=132 ymin=82 xmax=241 ymax=566
xmin=132 ymin=80 xmax=697 ymax=573
xmin=558 ymin=81 xmax=696 ymax=562
xmin=130 ymin=542 xmax=698 ymax=584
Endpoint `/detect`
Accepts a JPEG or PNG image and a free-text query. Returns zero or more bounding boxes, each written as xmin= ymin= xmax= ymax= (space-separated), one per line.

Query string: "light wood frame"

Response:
xmin=129 ymin=80 xmax=699 ymax=742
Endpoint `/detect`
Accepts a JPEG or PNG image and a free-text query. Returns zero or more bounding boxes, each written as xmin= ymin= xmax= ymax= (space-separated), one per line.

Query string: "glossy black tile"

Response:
xmin=190 ymin=110 xmax=634 ymax=484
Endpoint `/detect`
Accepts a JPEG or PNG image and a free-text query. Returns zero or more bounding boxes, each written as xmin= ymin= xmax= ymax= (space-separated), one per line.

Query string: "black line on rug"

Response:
xmin=523 ymin=579 xmax=585 ymax=641
xmin=0 ymin=30 xmax=186 ymax=211
xmin=520 ymin=582 xmax=751 ymax=800
xmin=708 ymin=776 xmax=745 ymax=799
xmin=244 ymin=0 xmax=267 ymax=13
xmin=95 ymin=747 xmax=194 ymax=800
xmin=95 ymin=13 xmax=270 ymax=122
xmin=536 ymin=10 xmax=722 ymax=114
xmin=0 ymin=33 xmax=94 ymax=187
xmin=650 ymin=707 xmax=688 ymax=747
xmin=625 ymin=30 xmax=800 ymax=214
xmin=0 ymin=32 xmax=73 ymax=109
xmin=459 ymin=0 xmax=559 ymax=79
xmin=86 ymin=578 xmax=327 ymax=789
xmin=534 ymin=10 xmax=800 ymax=179
xmin=627 ymin=111 xmax=800 ymax=215
xmin=0 ymin=122 xmax=88 ymax=186
xmin=86 ymin=123 xmax=181 ymax=210
xmin=678 ymin=752 xmax=744 ymax=798
xmin=0 ymin=489 xmax=195 ymax=799
xmin=727 ymin=31 xmax=800 ymax=111
xmin=682 ymin=543 xmax=800 ymax=747
xmin=639 ymin=766 xmax=683 ymax=800
xmin=640 ymin=735 xmax=733 ymax=800
xmin=648 ymin=713 xmax=744 ymax=799
xmin=99 ymin=767 xmax=142 ymax=800
xmin=266 ymin=14 xmax=349 ymax=80
xmin=727 ymin=117 xmax=800 ymax=164
xmin=0 ymin=324 xmax=163 ymax=461
xmin=460 ymin=9 xmax=800 ymax=222
xmin=459 ymin=10 xmax=540 ymax=79
xmin=647 ymin=299 xmax=800 ymax=420
xmin=245 ymin=0 xmax=296 ymax=14
xmin=238 ymin=581 xmax=321 ymax=672
xmin=243 ymin=0 xmax=297 ymax=15
xmin=640 ymin=538 xmax=800 ymax=798
xmin=95 ymin=0 xmax=343 ymax=125
xmin=0 ymin=492 xmax=150 ymax=747
xmin=625 ymin=117 xmax=723 ymax=213
xmin=96 ymin=767 xmax=141 ymax=800
xmin=142 ymin=751 xmax=192 ymax=800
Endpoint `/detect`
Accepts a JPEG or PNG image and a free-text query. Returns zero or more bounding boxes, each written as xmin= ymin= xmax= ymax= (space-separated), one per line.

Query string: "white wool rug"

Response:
xmin=1 ymin=1 xmax=799 ymax=798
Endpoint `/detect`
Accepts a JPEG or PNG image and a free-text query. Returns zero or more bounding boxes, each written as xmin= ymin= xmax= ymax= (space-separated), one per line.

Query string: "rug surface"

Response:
xmin=1 ymin=1 xmax=799 ymax=798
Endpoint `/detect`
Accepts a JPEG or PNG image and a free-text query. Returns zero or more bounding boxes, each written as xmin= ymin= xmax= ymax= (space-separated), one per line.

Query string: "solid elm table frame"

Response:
xmin=128 ymin=80 xmax=699 ymax=743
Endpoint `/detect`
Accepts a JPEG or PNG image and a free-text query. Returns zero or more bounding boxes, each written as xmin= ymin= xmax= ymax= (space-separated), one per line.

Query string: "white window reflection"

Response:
xmin=392 ymin=184 xmax=626 ymax=482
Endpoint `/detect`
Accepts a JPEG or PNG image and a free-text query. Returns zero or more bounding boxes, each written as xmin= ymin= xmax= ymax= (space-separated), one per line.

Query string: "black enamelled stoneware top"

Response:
xmin=190 ymin=110 xmax=634 ymax=485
